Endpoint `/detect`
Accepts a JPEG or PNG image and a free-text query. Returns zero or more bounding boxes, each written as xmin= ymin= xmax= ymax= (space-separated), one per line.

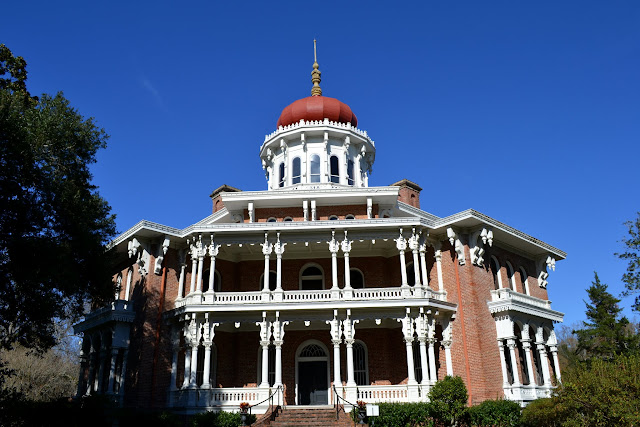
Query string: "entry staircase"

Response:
xmin=260 ymin=406 xmax=354 ymax=427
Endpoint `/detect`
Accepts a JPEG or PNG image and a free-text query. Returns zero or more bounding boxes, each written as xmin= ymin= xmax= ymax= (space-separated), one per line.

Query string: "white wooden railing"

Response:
xmin=356 ymin=385 xmax=410 ymax=403
xmin=490 ymin=288 xmax=551 ymax=309
xmin=170 ymin=387 xmax=271 ymax=411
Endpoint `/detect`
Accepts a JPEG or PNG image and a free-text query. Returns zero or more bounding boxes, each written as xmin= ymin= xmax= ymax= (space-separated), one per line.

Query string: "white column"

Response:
xmin=272 ymin=315 xmax=288 ymax=387
xmin=442 ymin=317 xmax=454 ymax=377
xmin=328 ymin=232 xmax=340 ymax=296
xmin=327 ymin=311 xmax=342 ymax=389
xmin=400 ymin=313 xmax=417 ymax=385
xmin=550 ymin=346 xmax=561 ymax=382
xmin=395 ymin=230 xmax=410 ymax=297
xmin=418 ymin=337 xmax=429 ymax=386
xmin=107 ymin=347 xmax=118 ymax=393
xmin=202 ymin=344 xmax=212 ymax=389
xmin=189 ymin=345 xmax=199 ymax=388
xmin=260 ymin=342 xmax=270 ymax=388
xmin=433 ymin=241 xmax=444 ymax=291
xmin=182 ymin=344 xmax=191 ymax=388
xmin=189 ymin=255 xmax=197 ymax=295
xmin=177 ymin=262 xmax=186 ymax=299
xmin=409 ymin=229 xmax=421 ymax=287
xmin=343 ymin=314 xmax=357 ymax=387
xmin=262 ymin=234 xmax=273 ymax=293
xmin=507 ymin=339 xmax=521 ymax=386
xmin=196 ymin=254 xmax=204 ymax=293
xmin=498 ymin=340 xmax=510 ymax=387
xmin=207 ymin=239 xmax=220 ymax=295
xmin=274 ymin=234 xmax=286 ymax=301
xmin=124 ymin=269 xmax=133 ymax=301
xmin=537 ymin=344 xmax=552 ymax=386
xmin=428 ymin=338 xmax=438 ymax=381
xmin=342 ymin=231 xmax=353 ymax=298
xmin=522 ymin=341 xmax=536 ymax=386
xmin=419 ymin=240 xmax=429 ymax=288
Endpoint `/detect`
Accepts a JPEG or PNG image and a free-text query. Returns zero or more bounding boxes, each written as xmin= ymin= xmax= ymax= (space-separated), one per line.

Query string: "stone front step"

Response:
xmin=268 ymin=407 xmax=354 ymax=427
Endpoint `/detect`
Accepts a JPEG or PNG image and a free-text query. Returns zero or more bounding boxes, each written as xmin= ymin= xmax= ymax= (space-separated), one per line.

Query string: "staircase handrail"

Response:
xmin=332 ymin=385 xmax=357 ymax=421
xmin=248 ymin=385 xmax=283 ymax=422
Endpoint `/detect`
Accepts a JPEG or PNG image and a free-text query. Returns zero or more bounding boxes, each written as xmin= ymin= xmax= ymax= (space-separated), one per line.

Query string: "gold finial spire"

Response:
xmin=311 ymin=39 xmax=322 ymax=96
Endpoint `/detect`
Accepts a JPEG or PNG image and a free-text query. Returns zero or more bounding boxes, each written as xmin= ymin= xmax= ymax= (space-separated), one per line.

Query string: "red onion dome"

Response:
xmin=277 ymin=96 xmax=358 ymax=128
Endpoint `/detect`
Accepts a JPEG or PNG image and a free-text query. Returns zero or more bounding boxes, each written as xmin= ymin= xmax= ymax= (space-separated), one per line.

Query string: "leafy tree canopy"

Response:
xmin=0 ymin=44 xmax=116 ymax=352
xmin=573 ymin=272 xmax=637 ymax=359
xmin=617 ymin=212 xmax=640 ymax=311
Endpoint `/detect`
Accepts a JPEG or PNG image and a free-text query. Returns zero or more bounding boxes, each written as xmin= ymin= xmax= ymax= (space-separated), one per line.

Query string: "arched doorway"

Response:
xmin=296 ymin=341 xmax=330 ymax=405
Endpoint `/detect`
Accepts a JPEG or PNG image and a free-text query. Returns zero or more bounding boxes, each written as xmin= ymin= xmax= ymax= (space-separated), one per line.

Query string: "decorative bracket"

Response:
xmin=153 ymin=237 xmax=171 ymax=275
xmin=446 ymin=228 xmax=465 ymax=265
xmin=469 ymin=227 xmax=493 ymax=267
xmin=536 ymin=255 xmax=556 ymax=288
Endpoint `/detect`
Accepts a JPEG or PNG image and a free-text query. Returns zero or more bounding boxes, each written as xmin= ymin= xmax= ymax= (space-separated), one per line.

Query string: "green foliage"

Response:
xmin=520 ymin=398 xmax=568 ymax=427
xmin=573 ymin=272 xmax=638 ymax=359
xmin=617 ymin=212 xmax=640 ymax=312
xmin=191 ymin=410 xmax=255 ymax=427
xmin=352 ymin=402 xmax=433 ymax=427
xmin=0 ymin=44 xmax=116 ymax=352
xmin=467 ymin=399 xmax=521 ymax=427
xmin=428 ymin=376 xmax=468 ymax=426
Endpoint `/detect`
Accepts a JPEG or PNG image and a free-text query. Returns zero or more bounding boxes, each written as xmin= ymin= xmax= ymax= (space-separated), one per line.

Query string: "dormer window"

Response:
xmin=330 ymin=156 xmax=340 ymax=183
xmin=310 ymin=154 xmax=320 ymax=183
xmin=292 ymin=157 xmax=301 ymax=184
xmin=278 ymin=163 xmax=285 ymax=188
xmin=347 ymin=159 xmax=354 ymax=186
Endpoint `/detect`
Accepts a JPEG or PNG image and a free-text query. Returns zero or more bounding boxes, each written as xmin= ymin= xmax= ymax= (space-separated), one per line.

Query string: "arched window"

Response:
xmin=350 ymin=269 xmax=364 ymax=289
xmin=330 ymin=156 xmax=340 ymax=183
xmin=260 ymin=271 xmax=277 ymax=291
xmin=519 ymin=267 xmax=530 ymax=295
xmin=292 ymin=157 xmax=301 ymax=184
xmin=300 ymin=265 xmax=324 ymax=290
xmin=345 ymin=214 xmax=355 ymax=220
xmin=347 ymin=160 xmax=355 ymax=186
xmin=490 ymin=257 xmax=502 ymax=290
xmin=505 ymin=261 xmax=516 ymax=291
xmin=284 ymin=217 xmax=293 ymax=222
xmin=406 ymin=262 xmax=416 ymax=286
xmin=353 ymin=341 xmax=369 ymax=385
xmin=310 ymin=154 xmax=320 ymax=183
xmin=203 ymin=269 xmax=221 ymax=292
xmin=267 ymin=217 xmax=277 ymax=223
xmin=278 ymin=162 xmax=285 ymax=187
xmin=328 ymin=215 xmax=339 ymax=220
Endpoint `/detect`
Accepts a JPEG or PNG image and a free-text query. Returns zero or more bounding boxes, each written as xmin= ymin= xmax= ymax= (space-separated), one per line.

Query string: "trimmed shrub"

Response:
xmin=467 ymin=399 xmax=521 ymax=427
xmin=356 ymin=402 xmax=433 ymax=427
xmin=191 ymin=410 xmax=255 ymax=427
xmin=428 ymin=376 xmax=468 ymax=426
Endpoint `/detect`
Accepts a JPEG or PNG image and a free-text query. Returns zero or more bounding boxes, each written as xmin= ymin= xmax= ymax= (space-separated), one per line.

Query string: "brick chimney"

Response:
xmin=391 ymin=179 xmax=422 ymax=209
xmin=209 ymin=184 xmax=241 ymax=213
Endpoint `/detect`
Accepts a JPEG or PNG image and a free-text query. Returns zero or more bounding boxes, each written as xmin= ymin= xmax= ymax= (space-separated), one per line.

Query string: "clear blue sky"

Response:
xmin=3 ymin=1 xmax=639 ymax=327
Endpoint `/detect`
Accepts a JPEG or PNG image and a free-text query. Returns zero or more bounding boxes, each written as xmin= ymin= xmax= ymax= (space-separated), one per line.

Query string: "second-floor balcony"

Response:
xmin=488 ymin=288 xmax=563 ymax=322
xmin=174 ymin=285 xmax=448 ymax=311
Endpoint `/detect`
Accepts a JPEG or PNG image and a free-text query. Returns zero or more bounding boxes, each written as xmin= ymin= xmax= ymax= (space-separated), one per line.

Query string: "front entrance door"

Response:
xmin=298 ymin=360 xmax=328 ymax=405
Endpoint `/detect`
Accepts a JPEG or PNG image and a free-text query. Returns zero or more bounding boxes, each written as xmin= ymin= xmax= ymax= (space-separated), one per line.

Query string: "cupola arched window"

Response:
xmin=292 ymin=157 xmax=301 ymax=184
xmin=347 ymin=159 xmax=355 ymax=186
xmin=278 ymin=162 xmax=285 ymax=188
xmin=330 ymin=156 xmax=340 ymax=183
xmin=310 ymin=154 xmax=321 ymax=183
xmin=300 ymin=265 xmax=324 ymax=290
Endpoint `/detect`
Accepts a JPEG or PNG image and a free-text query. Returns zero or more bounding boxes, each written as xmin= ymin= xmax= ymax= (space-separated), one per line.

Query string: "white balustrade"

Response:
xmin=353 ymin=288 xmax=403 ymax=300
xmin=491 ymin=288 xmax=551 ymax=309
xmin=283 ymin=289 xmax=333 ymax=302
xmin=214 ymin=291 xmax=264 ymax=303
xmin=356 ymin=385 xmax=409 ymax=403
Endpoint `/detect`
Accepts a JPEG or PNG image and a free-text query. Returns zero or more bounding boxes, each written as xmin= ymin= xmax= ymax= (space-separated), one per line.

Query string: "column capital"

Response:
xmin=506 ymin=339 xmax=517 ymax=348
xmin=395 ymin=229 xmax=407 ymax=251
xmin=328 ymin=230 xmax=340 ymax=254
xmin=408 ymin=229 xmax=419 ymax=251
xmin=341 ymin=230 xmax=352 ymax=253
xmin=344 ymin=338 xmax=355 ymax=347
xmin=260 ymin=340 xmax=270 ymax=348
xmin=442 ymin=339 xmax=452 ymax=349
xmin=273 ymin=339 xmax=284 ymax=347
xmin=274 ymin=233 xmax=286 ymax=257
xmin=208 ymin=237 xmax=220 ymax=258
xmin=331 ymin=339 xmax=342 ymax=346
xmin=261 ymin=233 xmax=273 ymax=256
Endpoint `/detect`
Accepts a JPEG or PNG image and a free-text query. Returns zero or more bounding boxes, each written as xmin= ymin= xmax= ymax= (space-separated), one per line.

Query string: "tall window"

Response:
xmin=300 ymin=265 xmax=324 ymax=290
xmin=330 ymin=156 xmax=340 ymax=183
xmin=292 ymin=157 xmax=301 ymax=184
xmin=506 ymin=262 xmax=516 ymax=291
xmin=519 ymin=267 xmax=529 ymax=295
xmin=310 ymin=154 xmax=320 ymax=183
xmin=347 ymin=160 xmax=355 ymax=186
xmin=279 ymin=162 xmax=285 ymax=187
xmin=350 ymin=269 xmax=364 ymax=289
xmin=196 ymin=343 xmax=205 ymax=386
xmin=490 ymin=257 xmax=501 ymax=290
xmin=412 ymin=338 xmax=423 ymax=383
xmin=353 ymin=341 xmax=369 ymax=385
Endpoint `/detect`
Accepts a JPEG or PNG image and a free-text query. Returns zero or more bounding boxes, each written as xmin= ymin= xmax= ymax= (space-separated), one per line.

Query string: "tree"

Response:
xmin=573 ymin=272 xmax=637 ymax=359
xmin=0 ymin=44 xmax=116 ymax=352
xmin=427 ymin=375 xmax=468 ymax=426
xmin=617 ymin=212 xmax=640 ymax=312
